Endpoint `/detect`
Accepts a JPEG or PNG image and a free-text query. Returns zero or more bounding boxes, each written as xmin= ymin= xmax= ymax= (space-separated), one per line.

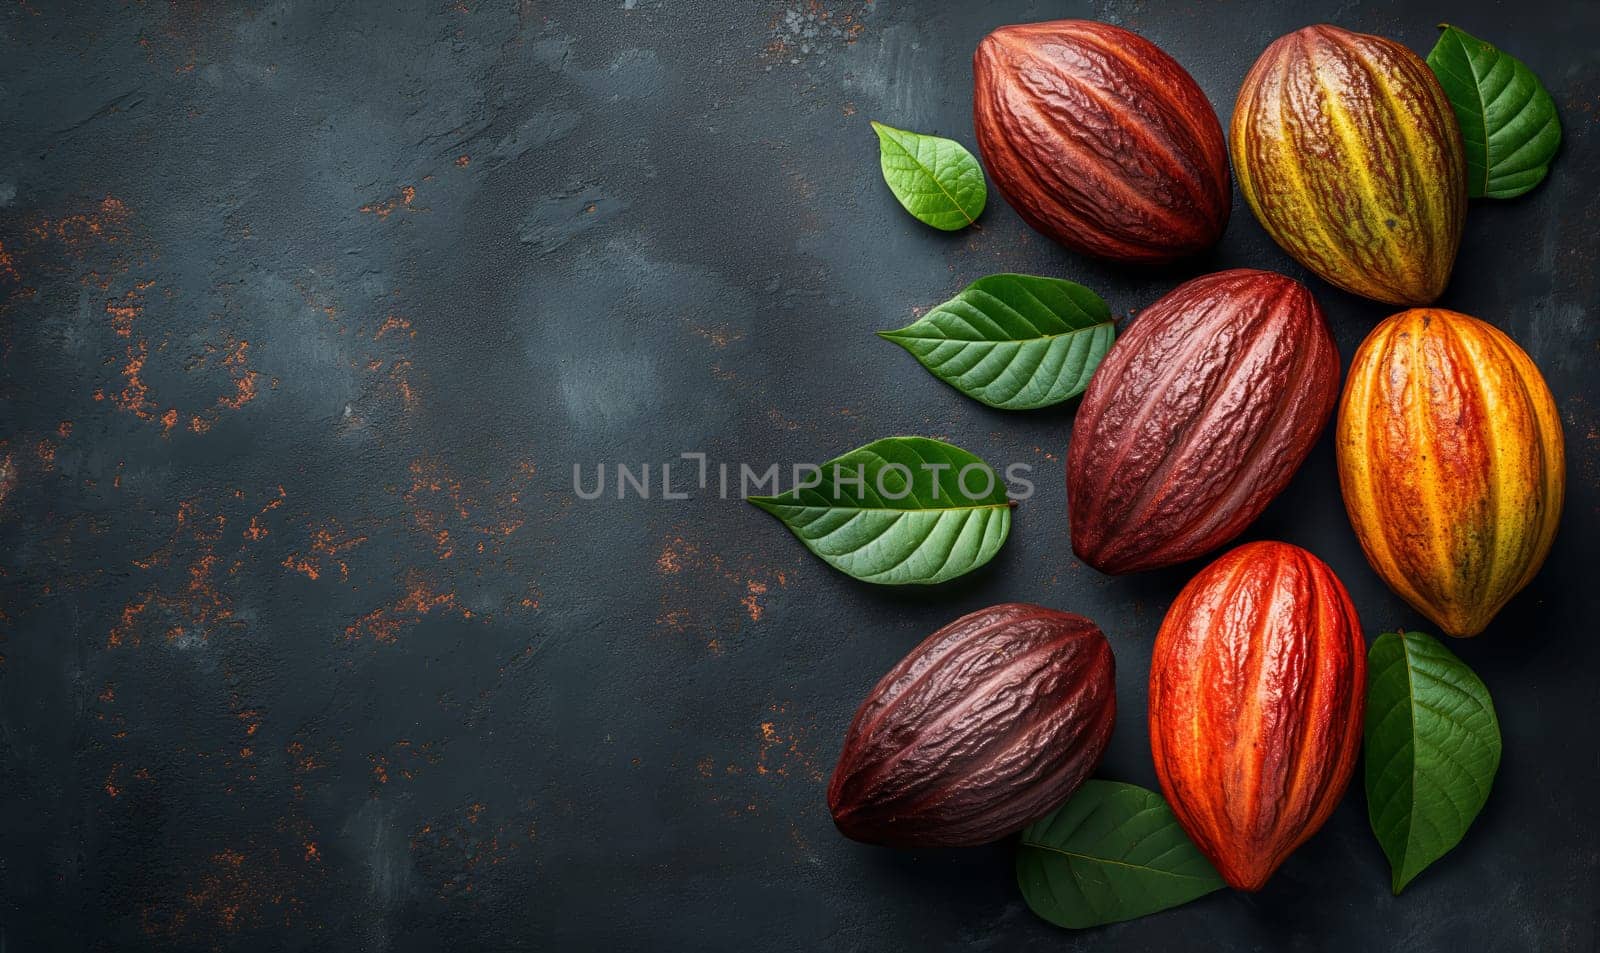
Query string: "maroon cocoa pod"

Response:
xmin=827 ymin=603 xmax=1115 ymax=848
xmin=972 ymin=20 xmax=1230 ymax=263
xmin=1067 ymin=269 xmax=1339 ymax=574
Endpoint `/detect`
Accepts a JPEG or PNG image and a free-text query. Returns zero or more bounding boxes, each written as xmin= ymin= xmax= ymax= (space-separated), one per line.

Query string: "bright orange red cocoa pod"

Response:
xmin=1337 ymin=309 xmax=1565 ymax=637
xmin=1231 ymin=25 xmax=1466 ymax=306
xmin=1148 ymin=541 xmax=1366 ymax=891
xmin=972 ymin=20 xmax=1230 ymax=263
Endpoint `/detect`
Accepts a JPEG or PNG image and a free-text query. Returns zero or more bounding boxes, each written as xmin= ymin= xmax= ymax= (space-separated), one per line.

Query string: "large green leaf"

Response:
xmin=1017 ymin=780 xmax=1224 ymax=929
xmin=748 ymin=437 xmax=1011 ymax=585
xmin=871 ymin=121 xmax=987 ymax=230
xmin=879 ymin=275 xmax=1116 ymax=410
xmin=1427 ymin=24 xmax=1562 ymax=198
xmin=1365 ymin=631 xmax=1502 ymax=894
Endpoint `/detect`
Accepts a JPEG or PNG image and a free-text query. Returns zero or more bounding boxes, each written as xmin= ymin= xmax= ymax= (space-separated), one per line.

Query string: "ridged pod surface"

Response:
xmin=827 ymin=603 xmax=1115 ymax=848
xmin=1231 ymin=25 xmax=1466 ymax=305
xmin=972 ymin=20 xmax=1230 ymax=263
xmin=1337 ymin=309 xmax=1565 ymax=637
xmin=1149 ymin=541 xmax=1366 ymax=891
xmin=1067 ymin=269 xmax=1339 ymax=575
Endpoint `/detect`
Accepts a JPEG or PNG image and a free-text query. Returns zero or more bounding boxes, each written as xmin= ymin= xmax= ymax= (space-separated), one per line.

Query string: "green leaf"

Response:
xmin=879 ymin=275 xmax=1116 ymax=410
xmin=871 ymin=121 xmax=987 ymax=230
xmin=1426 ymin=24 xmax=1562 ymax=198
xmin=748 ymin=436 xmax=1011 ymax=585
xmin=1364 ymin=631 xmax=1502 ymax=894
xmin=1017 ymin=780 xmax=1224 ymax=929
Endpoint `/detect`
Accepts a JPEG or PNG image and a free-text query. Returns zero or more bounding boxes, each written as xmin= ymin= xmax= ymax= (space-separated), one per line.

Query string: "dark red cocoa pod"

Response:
xmin=1067 ymin=269 xmax=1339 ymax=574
xmin=972 ymin=19 xmax=1230 ymax=263
xmin=827 ymin=603 xmax=1116 ymax=848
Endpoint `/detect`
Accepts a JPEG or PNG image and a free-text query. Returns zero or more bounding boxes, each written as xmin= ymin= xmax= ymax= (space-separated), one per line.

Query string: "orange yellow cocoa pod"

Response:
xmin=1149 ymin=541 xmax=1366 ymax=891
xmin=1337 ymin=309 xmax=1565 ymax=637
xmin=1231 ymin=25 xmax=1466 ymax=306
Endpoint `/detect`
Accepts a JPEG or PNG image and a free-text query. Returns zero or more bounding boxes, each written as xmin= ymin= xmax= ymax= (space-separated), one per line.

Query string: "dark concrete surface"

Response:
xmin=1 ymin=1 xmax=1596 ymax=950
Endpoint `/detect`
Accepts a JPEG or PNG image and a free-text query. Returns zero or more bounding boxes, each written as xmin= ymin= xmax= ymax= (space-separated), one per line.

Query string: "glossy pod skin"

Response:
xmin=1067 ymin=269 xmax=1340 ymax=575
xmin=1231 ymin=25 xmax=1467 ymax=305
xmin=1337 ymin=309 xmax=1565 ymax=637
xmin=1149 ymin=541 xmax=1366 ymax=891
xmin=827 ymin=603 xmax=1115 ymax=848
xmin=972 ymin=20 xmax=1230 ymax=263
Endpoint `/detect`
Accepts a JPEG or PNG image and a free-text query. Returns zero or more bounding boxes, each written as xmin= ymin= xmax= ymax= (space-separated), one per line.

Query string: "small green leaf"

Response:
xmin=871 ymin=121 xmax=987 ymax=230
xmin=880 ymin=275 xmax=1115 ymax=410
xmin=1017 ymin=780 xmax=1224 ymax=929
xmin=748 ymin=436 xmax=1010 ymax=585
xmin=1426 ymin=24 xmax=1562 ymax=198
xmin=1364 ymin=631 xmax=1502 ymax=894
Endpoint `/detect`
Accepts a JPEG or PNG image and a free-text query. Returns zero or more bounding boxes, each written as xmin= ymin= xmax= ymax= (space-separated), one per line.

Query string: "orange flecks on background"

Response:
xmin=740 ymin=580 xmax=768 ymax=621
xmin=110 ymin=498 xmax=241 ymax=647
xmin=655 ymin=531 xmax=788 ymax=640
xmin=359 ymin=186 xmax=416 ymax=219
xmin=215 ymin=339 xmax=259 ymax=410
xmin=389 ymin=360 xmax=417 ymax=408
xmin=281 ymin=553 xmax=321 ymax=580
xmin=115 ymin=341 xmax=155 ymax=419
xmin=344 ymin=571 xmax=463 ymax=644
xmin=0 ymin=240 xmax=19 ymax=283
xmin=29 ymin=197 xmax=132 ymax=253
xmin=243 ymin=487 xmax=286 ymax=541
xmin=455 ymin=154 xmax=470 ymax=167
xmin=109 ymin=596 xmax=151 ymax=648
xmin=375 ymin=315 xmax=413 ymax=340
xmin=106 ymin=291 xmax=143 ymax=337
xmin=409 ymin=800 xmax=537 ymax=901
xmin=139 ymin=846 xmax=305 ymax=938
xmin=753 ymin=704 xmax=822 ymax=782
xmin=280 ymin=520 xmax=365 ymax=582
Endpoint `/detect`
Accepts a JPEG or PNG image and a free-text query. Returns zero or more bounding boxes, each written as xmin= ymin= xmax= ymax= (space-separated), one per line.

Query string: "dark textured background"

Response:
xmin=1 ymin=1 xmax=1595 ymax=950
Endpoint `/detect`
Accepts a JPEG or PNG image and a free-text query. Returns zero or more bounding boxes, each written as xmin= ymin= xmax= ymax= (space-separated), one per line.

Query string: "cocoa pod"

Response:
xmin=972 ymin=20 xmax=1229 ymax=263
xmin=1067 ymin=269 xmax=1339 ymax=575
xmin=827 ymin=603 xmax=1115 ymax=848
xmin=1231 ymin=25 xmax=1466 ymax=306
xmin=1149 ymin=541 xmax=1366 ymax=891
xmin=1337 ymin=308 xmax=1565 ymax=637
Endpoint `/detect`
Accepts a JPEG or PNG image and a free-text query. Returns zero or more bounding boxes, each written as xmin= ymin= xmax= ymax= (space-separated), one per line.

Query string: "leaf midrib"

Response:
xmin=751 ymin=500 xmax=1012 ymax=513
xmin=877 ymin=123 xmax=978 ymax=225
xmin=1019 ymin=841 xmax=1216 ymax=882
xmin=1396 ymin=633 xmax=1423 ymax=891
xmin=882 ymin=320 xmax=1114 ymax=346
xmin=1443 ymin=26 xmax=1493 ymax=195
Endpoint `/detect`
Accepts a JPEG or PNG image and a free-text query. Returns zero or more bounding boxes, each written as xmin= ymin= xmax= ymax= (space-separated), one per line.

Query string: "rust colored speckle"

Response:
xmin=741 ymin=580 xmax=769 ymax=621
xmin=456 ymin=154 xmax=471 ymax=166
xmin=281 ymin=553 xmax=321 ymax=580
xmin=0 ymin=239 xmax=19 ymax=283
xmin=215 ymin=339 xmax=259 ymax=410
xmin=375 ymin=315 xmax=413 ymax=340
xmin=359 ymin=185 xmax=417 ymax=218
xmin=105 ymin=289 xmax=143 ymax=337
xmin=657 ymin=537 xmax=692 ymax=573
xmin=344 ymin=571 xmax=463 ymax=644
xmin=115 ymin=340 xmax=155 ymax=419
